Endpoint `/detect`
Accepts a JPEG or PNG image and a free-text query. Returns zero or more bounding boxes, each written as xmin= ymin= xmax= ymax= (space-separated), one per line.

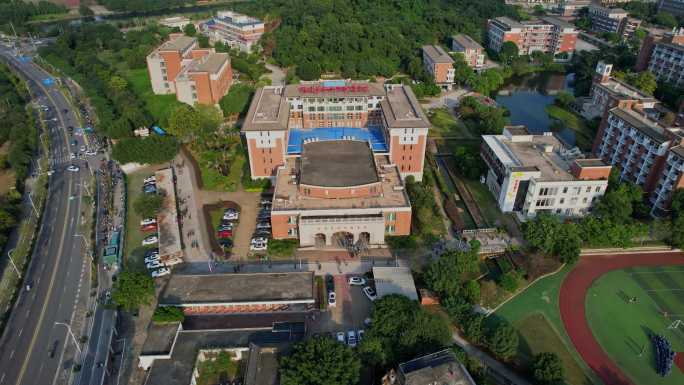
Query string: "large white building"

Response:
xmin=481 ymin=127 xmax=611 ymax=219
xmin=203 ymin=11 xmax=265 ymax=52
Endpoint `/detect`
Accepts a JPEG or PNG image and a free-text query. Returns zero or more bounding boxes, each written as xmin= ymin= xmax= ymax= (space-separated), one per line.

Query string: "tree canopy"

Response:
xmin=111 ymin=271 xmax=155 ymax=311
xmin=280 ymin=336 xmax=360 ymax=385
xmin=533 ymin=352 xmax=565 ymax=385
xmin=133 ymin=194 xmax=163 ymax=218
xmin=486 ymin=323 xmax=519 ymax=361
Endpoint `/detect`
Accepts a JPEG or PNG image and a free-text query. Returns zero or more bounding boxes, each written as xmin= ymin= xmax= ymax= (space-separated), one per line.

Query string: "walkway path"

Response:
xmin=559 ymin=251 xmax=684 ymax=385
xmin=452 ymin=331 xmax=532 ymax=385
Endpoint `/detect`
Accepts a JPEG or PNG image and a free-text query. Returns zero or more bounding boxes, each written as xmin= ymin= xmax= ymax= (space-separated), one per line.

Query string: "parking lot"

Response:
xmin=310 ymin=273 xmax=374 ymax=342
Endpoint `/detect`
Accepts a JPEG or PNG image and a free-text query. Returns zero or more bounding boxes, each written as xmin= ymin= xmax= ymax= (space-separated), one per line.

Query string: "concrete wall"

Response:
xmin=245 ymin=131 xmax=287 ymax=179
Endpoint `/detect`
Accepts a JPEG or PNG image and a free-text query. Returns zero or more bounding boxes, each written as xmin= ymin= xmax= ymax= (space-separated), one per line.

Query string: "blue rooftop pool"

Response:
xmin=287 ymin=126 xmax=388 ymax=154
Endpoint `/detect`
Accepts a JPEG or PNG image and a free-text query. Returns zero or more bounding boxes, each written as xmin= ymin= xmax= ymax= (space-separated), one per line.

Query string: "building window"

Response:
xmin=595 ymin=186 xmax=601 ymax=192
xmin=385 ymin=224 xmax=395 ymax=234
xmin=386 ymin=212 xmax=396 ymax=221
xmin=288 ymin=228 xmax=298 ymax=237
xmin=586 ymin=186 xmax=591 ymax=193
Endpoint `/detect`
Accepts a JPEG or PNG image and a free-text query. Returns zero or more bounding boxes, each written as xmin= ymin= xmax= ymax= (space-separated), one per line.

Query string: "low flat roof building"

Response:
xmin=155 ymin=168 xmax=183 ymax=265
xmin=373 ymin=267 xmax=418 ymax=301
xmin=158 ymin=272 xmax=315 ymax=314
xmin=481 ymin=126 xmax=611 ymax=219
xmin=397 ymin=349 xmax=477 ymax=385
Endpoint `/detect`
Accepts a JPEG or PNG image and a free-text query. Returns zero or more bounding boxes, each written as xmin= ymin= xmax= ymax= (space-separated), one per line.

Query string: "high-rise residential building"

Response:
xmin=146 ymin=34 xmax=232 ymax=106
xmin=580 ymin=61 xmax=655 ymax=120
xmin=636 ymin=28 xmax=684 ymax=87
xmin=487 ymin=16 xmax=578 ymax=60
xmin=658 ymin=0 xmax=684 ymax=16
xmin=480 ymin=126 xmax=611 ymax=219
xmin=421 ymin=45 xmax=455 ymax=89
xmin=202 ymin=11 xmax=265 ymax=52
xmin=451 ymin=34 xmax=485 ymax=69
xmin=588 ymin=5 xmax=642 ymax=39
xmin=241 ymin=81 xmax=431 ymax=246
xmin=593 ymin=103 xmax=684 ymax=215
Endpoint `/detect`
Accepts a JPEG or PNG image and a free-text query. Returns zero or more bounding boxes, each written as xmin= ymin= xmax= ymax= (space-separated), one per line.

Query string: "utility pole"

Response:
xmin=54 ymin=322 xmax=82 ymax=354
xmin=7 ymin=248 xmax=21 ymax=278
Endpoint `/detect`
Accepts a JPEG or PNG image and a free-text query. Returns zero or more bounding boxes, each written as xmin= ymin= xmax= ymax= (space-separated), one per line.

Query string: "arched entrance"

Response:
xmin=314 ymin=233 xmax=326 ymax=248
xmin=331 ymin=231 xmax=354 ymax=249
xmin=357 ymin=232 xmax=370 ymax=246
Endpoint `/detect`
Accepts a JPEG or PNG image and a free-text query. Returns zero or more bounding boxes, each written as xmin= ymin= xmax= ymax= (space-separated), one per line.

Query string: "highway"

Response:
xmin=0 ymin=45 xmax=96 ymax=385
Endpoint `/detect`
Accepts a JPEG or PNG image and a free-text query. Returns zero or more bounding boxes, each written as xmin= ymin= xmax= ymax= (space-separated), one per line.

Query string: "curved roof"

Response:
xmin=300 ymin=140 xmax=378 ymax=187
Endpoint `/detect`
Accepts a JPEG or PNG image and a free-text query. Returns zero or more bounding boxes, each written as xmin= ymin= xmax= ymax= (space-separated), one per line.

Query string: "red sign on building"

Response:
xmin=298 ymin=84 xmax=369 ymax=94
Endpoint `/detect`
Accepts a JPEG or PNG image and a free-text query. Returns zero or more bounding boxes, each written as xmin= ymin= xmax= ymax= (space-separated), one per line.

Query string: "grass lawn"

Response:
xmin=124 ymin=167 xmax=162 ymax=272
xmin=489 ymin=265 xmax=599 ymax=385
xmin=545 ymin=105 xmax=594 ymax=152
xmin=462 ymin=178 xmax=501 ymax=227
xmin=427 ymin=108 xmax=473 ymax=139
xmin=125 ymin=68 xmax=184 ymax=126
xmin=193 ymin=147 xmax=244 ymax=192
xmin=586 ymin=266 xmax=684 ymax=385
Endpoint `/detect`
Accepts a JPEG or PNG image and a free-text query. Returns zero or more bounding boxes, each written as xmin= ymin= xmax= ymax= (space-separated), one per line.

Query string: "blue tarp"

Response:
xmin=152 ymin=126 xmax=166 ymax=136
xmin=42 ymin=77 xmax=54 ymax=86
xmin=18 ymin=56 xmax=31 ymax=63
xmin=287 ymin=126 xmax=388 ymax=154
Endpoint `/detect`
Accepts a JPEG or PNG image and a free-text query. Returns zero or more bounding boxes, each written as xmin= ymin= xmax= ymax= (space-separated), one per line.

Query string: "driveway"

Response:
xmin=265 ymin=63 xmax=286 ymax=86
xmin=310 ymin=273 xmax=373 ymax=336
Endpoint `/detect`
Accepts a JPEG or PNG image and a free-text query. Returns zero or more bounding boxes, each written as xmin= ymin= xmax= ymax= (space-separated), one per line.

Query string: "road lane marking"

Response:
xmin=17 ymin=328 xmax=22 ymax=337
xmin=1 ymin=372 xmax=5 ymax=384
xmin=9 ymin=350 xmax=14 ymax=359
xmin=14 ymin=63 xmax=74 ymax=385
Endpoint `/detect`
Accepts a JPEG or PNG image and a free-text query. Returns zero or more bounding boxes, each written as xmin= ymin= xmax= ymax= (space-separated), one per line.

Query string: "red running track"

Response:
xmin=559 ymin=252 xmax=684 ymax=385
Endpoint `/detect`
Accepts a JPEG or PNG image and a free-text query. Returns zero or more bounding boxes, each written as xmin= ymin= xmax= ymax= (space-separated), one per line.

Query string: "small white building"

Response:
xmin=480 ymin=126 xmax=612 ymax=220
xmin=373 ymin=267 xmax=418 ymax=301
xmin=159 ymin=16 xmax=192 ymax=30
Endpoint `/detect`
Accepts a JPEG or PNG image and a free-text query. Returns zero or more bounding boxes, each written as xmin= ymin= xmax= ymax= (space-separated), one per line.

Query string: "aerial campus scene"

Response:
xmin=1 ymin=0 xmax=684 ymax=385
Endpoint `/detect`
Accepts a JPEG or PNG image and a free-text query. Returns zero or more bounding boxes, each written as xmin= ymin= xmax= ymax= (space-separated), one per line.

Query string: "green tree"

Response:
xmin=424 ymin=249 xmax=479 ymax=297
xmin=594 ymin=182 xmax=644 ymax=223
xmin=280 ymin=337 xmax=360 ymax=385
xmin=498 ymin=271 xmax=521 ymax=293
xmin=554 ymin=91 xmax=575 ymax=108
xmin=152 ymin=307 xmax=185 ymax=323
xmin=487 ymin=323 xmax=519 ymax=361
xmin=532 ymin=352 xmax=565 ymax=385
xmin=111 ymin=271 xmax=155 ymax=311
xmin=463 ymin=280 xmax=481 ymax=303
xmin=629 ymin=71 xmax=657 ymax=95
xmin=296 ymin=62 xmax=321 ymax=81
xmin=133 ymin=194 xmax=163 ymax=218
xmin=654 ymin=12 xmax=677 ymax=28
xmin=79 ymin=4 xmax=94 ymax=16
xmin=219 ymin=83 xmax=255 ymax=116
xmin=499 ymin=41 xmax=519 ymax=64
xmin=167 ymin=104 xmax=201 ymax=141
xmin=358 ymin=295 xmax=451 ymax=366
xmin=461 ymin=313 xmax=485 ymax=343
xmin=183 ymin=23 xmax=197 ymax=37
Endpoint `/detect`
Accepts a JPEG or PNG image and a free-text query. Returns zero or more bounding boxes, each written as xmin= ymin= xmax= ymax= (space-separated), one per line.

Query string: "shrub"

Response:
xmin=112 ymin=136 xmax=179 ymax=164
xmin=152 ymin=306 xmax=185 ymax=323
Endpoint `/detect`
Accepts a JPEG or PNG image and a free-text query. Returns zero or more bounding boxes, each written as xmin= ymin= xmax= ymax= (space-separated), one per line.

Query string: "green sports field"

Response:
xmin=586 ymin=266 xmax=684 ymax=385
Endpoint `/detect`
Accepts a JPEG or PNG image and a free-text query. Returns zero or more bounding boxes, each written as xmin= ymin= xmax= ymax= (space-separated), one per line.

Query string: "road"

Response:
xmin=0 ymin=44 xmax=97 ymax=385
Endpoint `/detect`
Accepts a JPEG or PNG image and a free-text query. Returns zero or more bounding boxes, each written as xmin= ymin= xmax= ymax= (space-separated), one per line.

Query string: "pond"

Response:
xmin=495 ymin=72 xmax=577 ymax=146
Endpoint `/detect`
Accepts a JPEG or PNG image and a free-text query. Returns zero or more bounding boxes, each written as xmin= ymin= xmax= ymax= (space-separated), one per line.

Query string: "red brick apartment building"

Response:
xmin=487 ymin=16 xmax=578 ymax=60
xmin=146 ymin=34 xmax=232 ymax=106
xmin=421 ymin=45 xmax=455 ymax=89
xmin=241 ymin=80 xmax=431 ymax=247
xmin=635 ymin=27 xmax=684 ymax=87
xmin=451 ymin=34 xmax=485 ymax=69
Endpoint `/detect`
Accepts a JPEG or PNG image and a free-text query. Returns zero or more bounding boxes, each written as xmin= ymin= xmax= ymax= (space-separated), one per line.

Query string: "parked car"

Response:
xmin=250 ymin=242 xmax=267 ymax=251
xmin=256 ymin=222 xmax=271 ymax=230
xmin=362 ymin=286 xmax=377 ymax=301
xmin=66 ymin=165 xmax=79 ymax=172
xmin=253 ymin=231 xmax=272 ymax=239
xmin=143 ymin=176 xmax=156 ymax=184
xmin=218 ymin=239 xmax=233 ymax=248
xmin=218 ymin=223 xmax=233 ymax=231
xmin=85 ymin=150 xmax=97 ymax=156
xmin=347 ymin=330 xmax=357 ymax=347
xmin=348 ymin=276 xmax=366 ymax=286
xmin=143 ymin=185 xmax=157 ymax=194
xmin=146 ymin=260 xmax=164 ymax=269
xmin=223 ymin=211 xmax=239 ymax=221
xmin=142 ymin=235 xmax=158 ymax=246
xmin=260 ymin=198 xmax=272 ymax=205
xmin=336 ymin=332 xmax=346 ymax=344
xmin=251 ymin=236 xmax=268 ymax=245
xmin=140 ymin=218 xmax=157 ymax=226
xmin=325 ymin=274 xmax=334 ymax=292
xmin=151 ymin=267 xmax=170 ymax=278
xmin=71 ymin=140 xmax=78 ymax=147
xmin=141 ymin=223 xmax=157 ymax=232
xmin=217 ymin=230 xmax=233 ymax=238
xmin=357 ymin=329 xmax=365 ymax=341
xmin=79 ymin=146 xmax=86 ymax=153
xmin=144 ymin=255 xmax=160 ymax=264
xmin=145 ymin=248 xmax=159 ymax=257
xmin=328 ymin=291 xmax=337 ymax=307
xmin=70 ymin=152 xmax=76 ymax=160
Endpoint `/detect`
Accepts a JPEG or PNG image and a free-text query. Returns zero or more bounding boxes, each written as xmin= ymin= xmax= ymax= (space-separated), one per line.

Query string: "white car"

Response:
xmin=336 ymin=332 xmax=345 ymax=344
xmin=85 ymin=150 xmax=97 ymax=156
xmin=256 ymin=222 xmax=271 ymax=230
xmin=348 ymin=276 xmax=366 ymax=286
xmin=362 ymin=286 xmax=377 ymax=301
xmin=140 ymin=218 xmax=157 ymax=226
xmin=143 ymin=176 xmax=156 ymax=184
xmin=328 ymin=291 xmax=336 ymax=307
xmin=151 ymin=267 xmax=170 ymax=278
xmin=251 ymin=236 xmax=268 ymax=245
xmin=69 ymin=152 xmax=76 ymax=160
xmin=66 ymin=165 xmax=79 ymax=172
xmin=347 ymin=330 xmax=357 ymax=347
xmin=144 ymin=255 xmax=160 ymax=264
xmin=250 ymin=242 xmax=267 ymax=251
xmin=146 ymin=260 xmax=164 ymax=269
xmin=222 ymin=211 xmax=239 ymax=221
xmin=142 ymin=235 xmax=158 ymax=246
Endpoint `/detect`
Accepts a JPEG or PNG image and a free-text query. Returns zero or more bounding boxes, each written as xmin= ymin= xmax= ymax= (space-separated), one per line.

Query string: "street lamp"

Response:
xmin=54 ymin=321 xmax=81 ymax=354
xmin=7 ymin=248 xmax=21 ymax=278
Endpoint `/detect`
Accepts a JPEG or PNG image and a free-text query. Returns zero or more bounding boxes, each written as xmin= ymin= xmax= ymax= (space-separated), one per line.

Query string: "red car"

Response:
xmin=217 ymin=230 xmax=233 ymax=238
xmin=141 ymin=223 xmax=158 ymax=232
